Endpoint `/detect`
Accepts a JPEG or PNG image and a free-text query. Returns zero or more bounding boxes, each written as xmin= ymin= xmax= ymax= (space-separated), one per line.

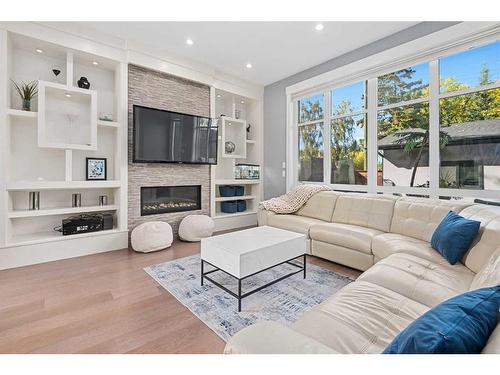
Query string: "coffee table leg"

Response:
xmin=201 ymin=259 xmax=204 ymax=286
xmin=238 ymin=279 xmax=242 ymax=312
xmin=303 ymin=254 xmax=307 ymax=279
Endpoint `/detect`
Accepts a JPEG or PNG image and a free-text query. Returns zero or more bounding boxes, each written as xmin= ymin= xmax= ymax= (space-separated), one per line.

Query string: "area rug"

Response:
xmin=144 ymin=254 xmax=352 ymax=342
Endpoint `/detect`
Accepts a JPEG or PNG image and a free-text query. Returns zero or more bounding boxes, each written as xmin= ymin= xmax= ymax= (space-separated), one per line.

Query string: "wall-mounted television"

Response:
xmin=133 ymin=105 xmax=218 ymax=164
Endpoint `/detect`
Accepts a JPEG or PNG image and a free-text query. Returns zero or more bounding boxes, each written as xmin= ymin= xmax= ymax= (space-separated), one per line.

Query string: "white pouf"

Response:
xmin=131 ymin=221 xmax=173 ymax=253
xmin=179 ymin=214 xmax=215 ymax=242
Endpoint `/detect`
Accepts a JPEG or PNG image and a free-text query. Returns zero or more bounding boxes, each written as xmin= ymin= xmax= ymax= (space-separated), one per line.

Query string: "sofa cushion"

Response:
xmin=331 ymin=194 xmax=397 ymax=232
xmin=267 ymin=214 xmax=324 ymax=237
xmin=296 ymin=191 xmax=340 ymax=222
xmin=482 ymin=323 xmax=500 ymax=353
xmin=372 ymin=232 xmax=448 ymax=264
xmin=358 ymin=253 xmax=475 ymax=307
xmin=383 ymin=286 xmax=500 ymax=354
xmin=310 ymin=222 xmax=383 ymax=254
xmin=291 ymin=280 xmax=429 ymax=353
xmin=460 ymin=205 xmax=500 ymax=273
xmin=224 ymin=321 xmax=337 ymax=354
xmin=470 ymin=247 xmax=500 ymax=291
xmin=431 ymin=211 xmax=480 ymax=265
xmin=390 ymin=197 xmax=470 ymax=242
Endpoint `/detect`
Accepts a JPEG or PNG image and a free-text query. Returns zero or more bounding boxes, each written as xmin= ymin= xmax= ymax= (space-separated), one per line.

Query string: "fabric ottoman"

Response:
xmin=179 ymin=214 xmax=215 ymax=242
xmin=131 ymin=221 xmax=173 ymax=253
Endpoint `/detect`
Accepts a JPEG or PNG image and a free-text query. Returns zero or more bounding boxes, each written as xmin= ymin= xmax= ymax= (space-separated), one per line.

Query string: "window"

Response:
xmin=377 ymin=64 xmax=430 ymax=187
xmin=331 ymin=82 xmax=367 ymax=185
xmin=298 ymin=94 xmax=324 ymax=182
xmin=292 ymin=37 xmax=500 ymax=198
xmin=438 ymin=41 xmax=500 ymax=190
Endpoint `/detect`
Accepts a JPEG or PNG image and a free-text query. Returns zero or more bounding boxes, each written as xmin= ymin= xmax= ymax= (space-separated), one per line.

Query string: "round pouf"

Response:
xmin=131 ymin=221 xmax=173 ymax=253
xmin=179 ymin=215 xmax=215 ymax=242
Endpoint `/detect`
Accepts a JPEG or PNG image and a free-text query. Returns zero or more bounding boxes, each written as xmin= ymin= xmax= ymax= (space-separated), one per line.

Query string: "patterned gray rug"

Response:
xmin=144 ymin=254 xmax=352 ymax=342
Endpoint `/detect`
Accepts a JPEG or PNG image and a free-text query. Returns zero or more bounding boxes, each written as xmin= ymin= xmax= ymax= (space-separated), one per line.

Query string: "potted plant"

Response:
xmin=12 ymin=80 xmax=38 ymax=111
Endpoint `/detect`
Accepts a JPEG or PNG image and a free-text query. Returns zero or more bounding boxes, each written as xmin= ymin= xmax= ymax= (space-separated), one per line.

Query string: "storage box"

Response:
xmin=221 ymin=201 xmax=238 ymax=213
xmin=219 ymin=185 xmax=236 ymax=197
xmin=234 ymin=186 xmax=245 ymax=196
xmin=237 ymin=200 xmax=247 ymax=212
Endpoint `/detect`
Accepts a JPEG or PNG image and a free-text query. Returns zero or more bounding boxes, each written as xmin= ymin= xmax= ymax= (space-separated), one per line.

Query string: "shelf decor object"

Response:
xmin=12 ymin=79 xmax=38 ymax=111
xmin=72 ymin=193 xmax=82 ymax=207
xmin=77 ymin=76 xmax=90 ymax=89
xmin=86 ymin=157 xmax=107 ymax=181
xmin=29 ymin=191 xmax=40 ymax=210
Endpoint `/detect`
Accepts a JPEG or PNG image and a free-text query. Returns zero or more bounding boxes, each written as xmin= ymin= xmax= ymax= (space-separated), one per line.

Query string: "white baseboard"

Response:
xmin=0 ymin=230 xmax=129 ymax=270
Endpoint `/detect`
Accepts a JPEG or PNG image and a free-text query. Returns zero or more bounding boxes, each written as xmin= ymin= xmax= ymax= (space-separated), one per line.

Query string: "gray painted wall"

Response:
xmin=263 ymin=22 xmax=460 ymax=199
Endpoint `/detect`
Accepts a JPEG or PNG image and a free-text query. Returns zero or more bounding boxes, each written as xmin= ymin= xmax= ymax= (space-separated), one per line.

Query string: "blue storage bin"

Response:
xmin=237 ymin=200 xmax=247 ymax=212
xmin=219 ymin=185 xmax=236 ymax=197
xmin=221 ymin=200 xmax=238 ymax=213
xmin=234 ymin=186 xmax=245 ymax=196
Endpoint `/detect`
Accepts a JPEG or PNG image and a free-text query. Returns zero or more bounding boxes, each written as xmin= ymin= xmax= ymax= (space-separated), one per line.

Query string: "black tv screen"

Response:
xmin=133 ymin=105 xmax=218 ymax=164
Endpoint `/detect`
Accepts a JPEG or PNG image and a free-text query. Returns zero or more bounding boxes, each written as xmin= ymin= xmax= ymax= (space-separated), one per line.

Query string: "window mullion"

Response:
xmin=429 ymin=59 xmax=440 ymax=198
xmin=324 ymin=90 xmax=331 ymax=185
xmin=367 ymin=78 xmax=378 ymax=193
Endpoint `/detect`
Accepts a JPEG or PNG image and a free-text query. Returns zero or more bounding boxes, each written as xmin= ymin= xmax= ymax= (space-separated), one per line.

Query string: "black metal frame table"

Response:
xmin=201 ymin=254 xmax=306 ymax=312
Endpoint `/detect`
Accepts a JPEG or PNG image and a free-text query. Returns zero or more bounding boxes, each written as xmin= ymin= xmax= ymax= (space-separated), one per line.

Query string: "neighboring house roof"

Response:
xmin=378 ymin=119 xmax=500 ymax=149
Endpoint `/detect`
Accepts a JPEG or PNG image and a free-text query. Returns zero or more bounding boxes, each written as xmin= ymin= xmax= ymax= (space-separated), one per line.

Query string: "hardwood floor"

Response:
xmin=0 ymin=237 xmax=361 ymax=354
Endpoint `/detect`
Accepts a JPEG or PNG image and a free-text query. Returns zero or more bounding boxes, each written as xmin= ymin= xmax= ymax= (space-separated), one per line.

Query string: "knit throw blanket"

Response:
xmin=259 ymin=184 xmax=331 ymax=214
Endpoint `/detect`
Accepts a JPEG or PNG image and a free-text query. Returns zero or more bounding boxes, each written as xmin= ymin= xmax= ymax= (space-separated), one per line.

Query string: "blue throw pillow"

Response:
xmin=383 ymin=286 xmax=500 ymax=354
xmin=431 ymin=211 xmax=480 ymax=265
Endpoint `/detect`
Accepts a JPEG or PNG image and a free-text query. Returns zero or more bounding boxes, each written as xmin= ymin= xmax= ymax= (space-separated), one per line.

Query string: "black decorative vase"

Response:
xmin=77 ymin=76 xmax=90 ymax=89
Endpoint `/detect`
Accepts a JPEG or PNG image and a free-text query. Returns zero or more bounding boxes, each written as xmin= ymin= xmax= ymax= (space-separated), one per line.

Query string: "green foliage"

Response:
xmin=11 ymin=80 xmax=38 ymax=101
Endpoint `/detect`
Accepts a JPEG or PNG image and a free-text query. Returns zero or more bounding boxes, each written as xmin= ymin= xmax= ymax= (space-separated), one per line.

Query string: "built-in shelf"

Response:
xmin=214 ymin=210 xmax=257 ymax=218
xmin=6 ymin=180 xmax=121 ymax=191
xmin=98 ymin=120 xmax=120 ymax=128
xmin=214 ymin=179 xmax=261 ymax=185
xmin=8 ymin=204 xmax=119 ymax=218
xmin=6 ymin=108 xmax=37 ymax=118
xmin=7 ymin=228 xmax=124 ymax=247
xmin=215 ymin=195 xmax=256 ymax=202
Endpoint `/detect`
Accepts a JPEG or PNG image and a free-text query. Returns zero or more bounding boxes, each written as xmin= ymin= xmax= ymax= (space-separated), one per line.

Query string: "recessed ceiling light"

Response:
xmin=35 ymin=48 xmax=44 ymax=54
xmin=186 ymin=38 xmax=194 ymax=45
xmin=240 ymin=100 xmax=245 ymax=104
xmin=92 ymin=61 xmax=99 ymax=66
xmin=216 ymin=94 xmax=222 ymax=98
xmin=65 ymin=93 xmax=72 ymax=98
xmin=315 ymin=23 xmax=324 ymax=31
xmin=246 ymin=63 xmax=252 ymax=69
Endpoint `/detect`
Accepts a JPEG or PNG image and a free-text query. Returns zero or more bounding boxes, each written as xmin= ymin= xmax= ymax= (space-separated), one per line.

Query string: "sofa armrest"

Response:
xmin=257 ymin=208 xmax=275 ymax=226
xmin=224 ymin=321 xmax=337 ymax=354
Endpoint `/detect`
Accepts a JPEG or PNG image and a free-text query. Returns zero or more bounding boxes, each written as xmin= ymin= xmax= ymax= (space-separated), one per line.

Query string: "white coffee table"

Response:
xmin=200 ymin=225 xmax=306 ymax=311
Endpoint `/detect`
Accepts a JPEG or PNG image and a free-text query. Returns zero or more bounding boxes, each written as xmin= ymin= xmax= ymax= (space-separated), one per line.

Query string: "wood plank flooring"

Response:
xmin=0 ymin=237 xmax=360 ymax=353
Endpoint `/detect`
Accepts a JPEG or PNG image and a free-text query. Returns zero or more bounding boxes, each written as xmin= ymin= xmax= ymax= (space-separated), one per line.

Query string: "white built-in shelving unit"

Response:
xmin=0 ymin=29 xmax=128 ymax=269
xmin=210 ymin=88 xmax=263 ymax=231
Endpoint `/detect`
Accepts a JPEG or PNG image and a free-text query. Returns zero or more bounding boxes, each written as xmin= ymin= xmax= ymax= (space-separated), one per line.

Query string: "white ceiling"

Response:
xmin=79 ymin=22 xmax=419 ymax=86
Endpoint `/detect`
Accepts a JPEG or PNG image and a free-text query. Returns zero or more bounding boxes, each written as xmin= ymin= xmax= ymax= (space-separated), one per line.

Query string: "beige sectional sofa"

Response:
xmin=226 ymin=191 xmax=500 ymax=354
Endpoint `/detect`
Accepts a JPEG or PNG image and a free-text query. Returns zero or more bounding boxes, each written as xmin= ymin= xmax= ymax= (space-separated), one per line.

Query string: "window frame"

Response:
xmin=290 ymin=31 xmax=500 ymax=199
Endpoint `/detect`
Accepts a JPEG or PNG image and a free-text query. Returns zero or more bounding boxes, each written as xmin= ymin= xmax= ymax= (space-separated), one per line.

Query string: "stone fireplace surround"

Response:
xmin=128 ymin=64 xmax=211 ymax=236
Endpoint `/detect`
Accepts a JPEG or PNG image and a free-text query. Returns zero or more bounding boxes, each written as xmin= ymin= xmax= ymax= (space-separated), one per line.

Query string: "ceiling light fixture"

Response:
xmin=186 ymin=38 xmax=194 ymax=45
xmin=315 ymin=23 xmax=324 ymax=31
xmin=246 ymin=63 xmax=252 ymax=69
xmin=216 ymin=94 xmax=222 ymax=98
xmin=92 ymin=61 xmax=99 ymax=66
xmin=35 ymin=48 xmax=44 ymax=54
xmin=65 ymin=93 xmax=72 ymax=98
xmin=240 ymin=100 xmax=245 ymax=104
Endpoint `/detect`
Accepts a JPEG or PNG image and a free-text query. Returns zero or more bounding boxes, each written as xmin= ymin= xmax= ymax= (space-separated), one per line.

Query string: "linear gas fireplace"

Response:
xmin=141 ymin=185 xmax=201 ymax=216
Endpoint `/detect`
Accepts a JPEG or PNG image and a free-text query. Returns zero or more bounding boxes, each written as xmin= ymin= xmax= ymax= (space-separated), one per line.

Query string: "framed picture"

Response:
xmin=86 ymin=157 xmax=107 ymax=181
